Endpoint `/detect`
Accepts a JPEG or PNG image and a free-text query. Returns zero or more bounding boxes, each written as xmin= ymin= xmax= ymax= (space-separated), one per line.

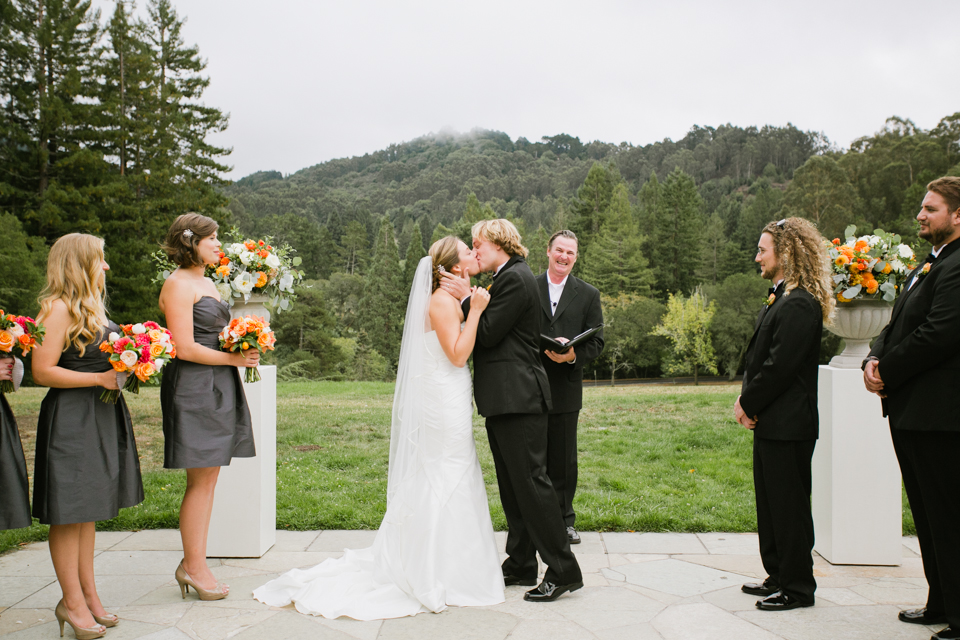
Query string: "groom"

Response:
xmin=462 ymin=219 xmax=583 ymax=602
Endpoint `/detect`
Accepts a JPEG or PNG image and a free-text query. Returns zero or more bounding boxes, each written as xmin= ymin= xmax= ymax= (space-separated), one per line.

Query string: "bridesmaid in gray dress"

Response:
xmin=0 ymin=355 xmax=31 ymax=531
xmin=159 ymin=213 xmax=259 ymax=601
xmin=32 ymin=233 xmax=144 ymax=639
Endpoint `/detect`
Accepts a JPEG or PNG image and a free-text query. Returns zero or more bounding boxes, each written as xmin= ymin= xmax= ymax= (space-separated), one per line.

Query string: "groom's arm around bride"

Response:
xmin=469 ymin=219 xmax=583 ymax=602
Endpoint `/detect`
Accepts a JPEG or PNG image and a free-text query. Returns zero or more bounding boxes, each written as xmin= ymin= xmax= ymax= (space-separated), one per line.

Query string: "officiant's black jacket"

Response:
xmin=740 ymin=285 xmax=823 ymax=441
xmin=868 ymin=239 xmax=960 ymax=431
xmin=471 ymin=255 xmax=552 ymax=417
xmin=536 ymin=273 xmax=604 ymax=414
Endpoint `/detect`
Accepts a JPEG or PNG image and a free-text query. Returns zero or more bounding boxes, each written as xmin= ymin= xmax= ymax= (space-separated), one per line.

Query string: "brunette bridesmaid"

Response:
xmin=159 ymin=213 xmax=259 ymax=600
xmin=32 ymin=234 xmax=144 ymax=639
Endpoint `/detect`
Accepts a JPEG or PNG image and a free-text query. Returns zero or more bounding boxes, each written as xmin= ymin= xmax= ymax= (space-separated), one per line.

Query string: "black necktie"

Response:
xmin=768 ymin=286 xmax=777 ymax=296
xmin=923 ymin=252 xmax=937 ymax=265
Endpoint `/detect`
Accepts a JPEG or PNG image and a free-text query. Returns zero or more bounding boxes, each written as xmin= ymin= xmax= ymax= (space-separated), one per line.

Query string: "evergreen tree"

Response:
xmin=403 ymin=222 xmax=425 ymax=292
xmin=0 ymin=213 xmax=48 ymax=315
xmin=581 ymin=184 xmax=654 ymax=296
xmin=652 ymin=167 xmax=702 ymax=295
xmin=571 ymin=162 xmax=615 ymax=249
xmin=526 ymin=225 xmax=549 ymax=275
xmin=338 ymin=220 xmax=368 ymax=275
xmin=356 ymin=216 xmax=405 ymax=367
xmin=636 ymin=170 xmax=660 ymax=241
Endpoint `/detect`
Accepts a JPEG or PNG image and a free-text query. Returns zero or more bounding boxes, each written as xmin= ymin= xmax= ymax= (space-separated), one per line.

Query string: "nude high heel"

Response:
xmin=92 ymin=613 xmax=118 ymax=628
xmin=175 ymin=561 xmax=228 ymax=601
xmin=55 ymin=600 xmax=106 ymax=640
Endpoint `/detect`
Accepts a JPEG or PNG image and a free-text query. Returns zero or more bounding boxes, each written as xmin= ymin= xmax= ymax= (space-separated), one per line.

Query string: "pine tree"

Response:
xmin=356 ymin=216 xmax=405 ymax=367
xmin=571 ymin=162 xmax=615 ymax=249
xmin=652 ymin=167 xmax=702 ymax=295
xmin=581 ymin=184 xmax=654 ymax=296
xmin=338 ymin=220 xmax=368 ymax=275
xmin=403 ymin=222 xmax=425 ymax=292
xmin=526 ymin=225 xmax=550 ymax=276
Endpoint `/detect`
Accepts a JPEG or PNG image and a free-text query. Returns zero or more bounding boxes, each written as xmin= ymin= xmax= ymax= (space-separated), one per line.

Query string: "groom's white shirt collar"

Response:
xmin=494 ymin=258 xmax=510 ymax=275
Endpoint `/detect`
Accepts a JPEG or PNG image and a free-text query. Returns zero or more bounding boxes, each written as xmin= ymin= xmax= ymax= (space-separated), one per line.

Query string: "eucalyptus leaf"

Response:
xmin=833 ymin=274 xmax=846 ymax=284
xmin=292 ymin=257 xmax=302 ymax=266
xmin=280 ymin=299 xmax=290 ymax=310
xmin=842 ymin=285 xmax=862 ymax=299
xmin=844 ymin=224 xmax=857 ymax=239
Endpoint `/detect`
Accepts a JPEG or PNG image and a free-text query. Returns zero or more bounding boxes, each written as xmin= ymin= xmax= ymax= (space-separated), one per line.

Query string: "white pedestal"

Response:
xmin=206 ymin=365 xmax=277 ymax=558
xmin=812 ymin=365 xmax=901 ymax=565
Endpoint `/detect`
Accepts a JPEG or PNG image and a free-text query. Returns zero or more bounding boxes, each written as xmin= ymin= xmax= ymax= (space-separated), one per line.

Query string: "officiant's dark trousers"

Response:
xmin=547 ymin=411 xmax=579 ymax=527
xmin=486 ymin=412 xmax=582 ymax=586
xmin=892 ymin=428 xmax=960 ymax=629
xmin=753 ymin=435 xmax=816 ymax=605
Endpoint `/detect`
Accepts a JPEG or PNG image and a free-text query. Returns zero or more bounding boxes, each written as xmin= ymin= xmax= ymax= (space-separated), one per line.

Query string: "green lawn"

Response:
xmin=1 ymin=382 xmax=914 ymax=555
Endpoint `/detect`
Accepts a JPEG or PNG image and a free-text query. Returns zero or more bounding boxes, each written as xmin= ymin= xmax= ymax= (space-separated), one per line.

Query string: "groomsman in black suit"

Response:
xmin=863 ymin=177 xmax=960 ymax=640
xmin=536 ymin=230 xmax=604 ymax=545
xmin=463 ymin=219 xmax=583 ymax=602
xmin=735 ymin=217 xmax=834 ymax=612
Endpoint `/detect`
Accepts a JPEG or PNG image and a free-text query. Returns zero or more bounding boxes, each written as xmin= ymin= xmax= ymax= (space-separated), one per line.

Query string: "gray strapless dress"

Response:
xmin=0 ymin=392 xmax=31 ymax=530
xmin=32 ymin=322 xmax=145 ymax=525
xmin=161 ymin=296 xmax=255 ymax=469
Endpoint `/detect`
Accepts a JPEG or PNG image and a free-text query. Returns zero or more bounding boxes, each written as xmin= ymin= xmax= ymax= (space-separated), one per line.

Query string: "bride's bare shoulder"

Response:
xmin=429 ymin=290 xmax=460 ymax=323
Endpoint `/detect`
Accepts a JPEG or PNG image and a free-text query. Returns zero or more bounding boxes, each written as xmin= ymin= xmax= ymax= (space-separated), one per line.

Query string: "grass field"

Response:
xmin=1 ymin=382 xmax=915 ymax=555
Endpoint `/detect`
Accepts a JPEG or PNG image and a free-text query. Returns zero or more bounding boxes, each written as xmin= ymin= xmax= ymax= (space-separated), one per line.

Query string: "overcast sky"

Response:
xmin=97 ymin=0 xmax=960 ymax=180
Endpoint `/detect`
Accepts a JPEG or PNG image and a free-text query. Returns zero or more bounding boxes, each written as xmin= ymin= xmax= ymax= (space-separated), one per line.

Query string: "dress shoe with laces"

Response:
xmin=899 ymin=607 xmax=947 ymax=625
xmin=524 ymin=580 xmax=584 ymax=602
xmin=503 ymin=574 xmax=537 ymax=587
xmin=933 ymin=626 xmax=960 ymax=639
xmin=741 ymin=579 xmax=779 ymax=597
xmin=566 ymin=527 xmax=581 ymax=544
xmin=755 ymin=591 xmax=814 ymax=611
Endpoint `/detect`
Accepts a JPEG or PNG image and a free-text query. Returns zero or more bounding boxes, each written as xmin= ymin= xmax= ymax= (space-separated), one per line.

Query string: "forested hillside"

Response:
xmin=224 ymin=115 xmax=960 ymax=381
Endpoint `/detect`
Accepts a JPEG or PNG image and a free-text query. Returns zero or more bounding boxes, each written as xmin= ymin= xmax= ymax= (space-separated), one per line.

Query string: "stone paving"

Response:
xmin=0 ymin=530 xmax=942 ymax=639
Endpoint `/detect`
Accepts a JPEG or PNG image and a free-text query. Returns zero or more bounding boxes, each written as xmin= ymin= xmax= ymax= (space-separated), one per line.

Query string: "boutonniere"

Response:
xmin=486 ymin=284 xmax=491 ymax=291
xmin=917 ymin=262 xmax=932 ymax=280
xmin=764 ymin=293 xmax=776 ymax=307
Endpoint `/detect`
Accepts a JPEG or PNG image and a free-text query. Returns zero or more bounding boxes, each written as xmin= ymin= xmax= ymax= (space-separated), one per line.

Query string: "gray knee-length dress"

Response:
xmin=32 ymin=323 xmax=145 ymax=525
xmin=161 ymin=296 xmax=255 ymax=469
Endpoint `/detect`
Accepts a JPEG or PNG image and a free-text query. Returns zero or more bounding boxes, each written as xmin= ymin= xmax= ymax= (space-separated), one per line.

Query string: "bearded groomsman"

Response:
xmin=863 ymin=177 xmax=960 ymax=640
xmin=536 ymin=231 xmax=603 ymax=545
xmin=735 ymin=217 xmax=834 ymax=611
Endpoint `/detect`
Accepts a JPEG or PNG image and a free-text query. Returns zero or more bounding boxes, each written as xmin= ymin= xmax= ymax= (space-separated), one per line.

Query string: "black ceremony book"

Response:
xmin=540 ymin=324 xmax=604 ymax=354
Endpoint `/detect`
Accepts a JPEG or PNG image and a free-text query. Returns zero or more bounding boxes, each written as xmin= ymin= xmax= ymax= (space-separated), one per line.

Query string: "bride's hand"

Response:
xmin=469 ymin=287 xmax=490 ymax=313
xmin=440 ymin=270 xmax=471 ymax=300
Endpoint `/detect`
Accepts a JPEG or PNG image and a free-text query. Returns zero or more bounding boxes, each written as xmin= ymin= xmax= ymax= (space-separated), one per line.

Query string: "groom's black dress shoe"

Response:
xmin=567 ymin=527 xmax=581 ymax=544
xmin=503 ymin=574 xmax=537 ymax=587
xmin=899 ymin=607 xmax=947 ymax=625
xmin=523 ymin=581 xmax=584 ymax=602
xmin=755 ymin=591 xmax=814 ymax=611
xmin=932 ymin=626 xmax=960 ymax=639
xmin=741 ymin=579 xmax=779 ymax=597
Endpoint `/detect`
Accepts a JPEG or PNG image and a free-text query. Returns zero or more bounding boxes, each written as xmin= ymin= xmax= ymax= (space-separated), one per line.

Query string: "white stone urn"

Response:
xmin=230 ymin=293 xmax=272 ymax=323
xmin=827 ymin=299 xmax=892 ymax=369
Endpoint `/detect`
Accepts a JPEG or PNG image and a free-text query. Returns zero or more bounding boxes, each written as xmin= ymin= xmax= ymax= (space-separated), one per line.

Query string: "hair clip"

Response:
xmin=182 ymin=229 xmax=194 ymax=238
xmin=776 ymin=219 xmax=786 ymax=227
xmin=437 ymin=265 xmax=446 ymax=273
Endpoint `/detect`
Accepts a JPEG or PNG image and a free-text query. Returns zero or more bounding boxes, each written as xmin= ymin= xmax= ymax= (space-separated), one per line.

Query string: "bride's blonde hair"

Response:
xmin=429 ymin=236 xmax=461 ymax=292
xmin=37 ymin=233 xmax=108 ymax=357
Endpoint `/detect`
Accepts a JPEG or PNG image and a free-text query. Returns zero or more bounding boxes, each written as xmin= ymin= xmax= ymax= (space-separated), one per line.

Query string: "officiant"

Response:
xmin=536 ymin=230 xmax=604 ymax=545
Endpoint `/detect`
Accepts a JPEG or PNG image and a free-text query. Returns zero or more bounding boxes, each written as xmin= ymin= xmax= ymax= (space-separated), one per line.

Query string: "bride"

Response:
xmin=253 ymin=236 xmax=504 ymax=619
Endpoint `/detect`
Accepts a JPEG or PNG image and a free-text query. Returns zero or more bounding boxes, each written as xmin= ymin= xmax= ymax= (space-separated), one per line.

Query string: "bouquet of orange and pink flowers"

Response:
xmin=99 ymin=321 xmax=176 ymax=403
xmin=219 ymin=315 xmax=275 ymax=382
xmin=0 ymin=310 xmax=45 ymax=393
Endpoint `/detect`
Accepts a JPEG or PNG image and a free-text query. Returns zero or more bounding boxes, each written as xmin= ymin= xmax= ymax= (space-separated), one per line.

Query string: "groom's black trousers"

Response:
xmin=486 ymin=412 xmax=582 ymax=586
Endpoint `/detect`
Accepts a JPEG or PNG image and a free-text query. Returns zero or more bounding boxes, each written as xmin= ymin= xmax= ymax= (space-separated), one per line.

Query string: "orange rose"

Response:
xmin=257 ymin=331 xmax=275 ymax=349
xmin=854 ymin=240 xmax=869 ymax=252
xmin=244 ymin=240 xmax=256 ymax=251
xmin=148 ymin=329 xmax=163 ymax=342
xmin=258 ymin=240 xmax=265 ymax=246
xmin=220 ymin=256 xmax=230 ymax=266
xmin=168 ymin=345 xmax=177 ymax=358
xmin=840 ymin=246 xmax=855 ymax=258
xmin=18 ymin=334 xmax=35 ymax=354
xmin=149 ymin=343 xmax=165 ymax=358
xmin=0 ymin=330 xmax=13 ymax=352
xmin=258 ymin=250 xmax=268 ymax=259
xmin=100 ymin=341 xmax=113 ymax=353
xmin=135 ymin=361 xmax=155 ymax=382
xmin=832 ymin=238 xmax=841 ymax=245
xmin=110 ymin=359 xmax=126 ymax=372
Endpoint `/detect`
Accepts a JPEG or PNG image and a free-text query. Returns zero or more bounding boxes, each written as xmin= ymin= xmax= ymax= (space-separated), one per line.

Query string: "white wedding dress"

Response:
xmin=253 ymin=257 xmax=504 ymax=620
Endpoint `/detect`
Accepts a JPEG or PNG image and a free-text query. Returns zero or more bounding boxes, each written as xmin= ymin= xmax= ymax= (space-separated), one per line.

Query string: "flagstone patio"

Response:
xmin=0 ymin=530 xmax=940 ymax=640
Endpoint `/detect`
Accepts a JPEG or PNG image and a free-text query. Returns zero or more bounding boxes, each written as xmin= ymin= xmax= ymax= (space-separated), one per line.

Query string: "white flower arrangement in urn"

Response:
xmin=154 ymin=231 xmax=304 ymax=313
xmin=826 ymin=225 xmax=917 ymax=303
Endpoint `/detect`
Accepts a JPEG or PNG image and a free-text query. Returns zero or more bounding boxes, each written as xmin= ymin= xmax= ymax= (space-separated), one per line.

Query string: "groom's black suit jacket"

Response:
xmin=740 ymin=284 xmax=823 ymax=441
xmin=536 ymin=273 xmax=604 ymax=414
xmin=868 ymin=239 xmax=960 ymax=431
xmin=470 ymin=255 xmax=552 ymax=418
